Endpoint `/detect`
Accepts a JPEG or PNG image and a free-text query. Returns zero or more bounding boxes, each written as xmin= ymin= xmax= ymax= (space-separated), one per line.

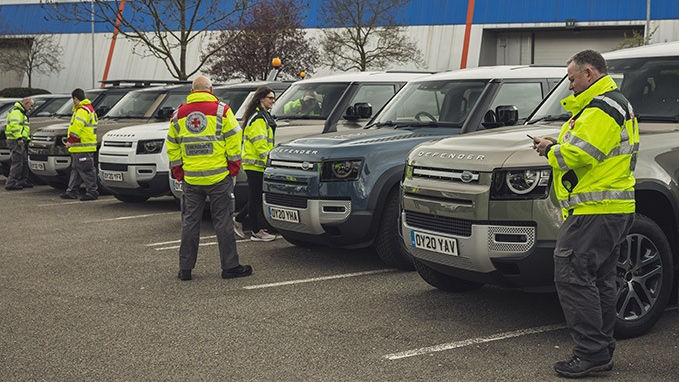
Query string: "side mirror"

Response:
xmin=96 ymin=105 xmax=111 ymax=117
xmin=156 ymin=106 xmax=175 ymax=121
xmin=495 ymin=105 xmax=519 ymax=126
xmin=344 ymin=102 xmax=372 ymax=120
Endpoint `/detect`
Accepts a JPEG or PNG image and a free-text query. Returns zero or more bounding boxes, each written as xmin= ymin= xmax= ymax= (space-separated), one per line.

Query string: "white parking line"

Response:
xmin=243 ymin=269 xmax=397 ymax=290
xmin=146 ymin=235 xmax=217 ymax=247
xmin=154 ymin=238 xmax=251 ymax=251
xmin=38 ymin=198 xmax=114 ymax=207
xmin=84 ymin=211 xmax=177 ymax=223
xmin=383 ymin=324 xmax=567 ymax=360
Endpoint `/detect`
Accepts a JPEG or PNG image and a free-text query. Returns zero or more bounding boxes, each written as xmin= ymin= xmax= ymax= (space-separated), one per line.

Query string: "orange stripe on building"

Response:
xmin=460 ymin=0 xmax=475 ymax=69
xmin=101 ymin=0 xmax=126 ymax=86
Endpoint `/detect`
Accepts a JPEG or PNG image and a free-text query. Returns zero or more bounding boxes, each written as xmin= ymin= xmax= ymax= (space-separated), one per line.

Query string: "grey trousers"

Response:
xmin=6 ymin=140 xmax=28 ymax=187
xmin=554 ymin=213 xmax=634 ymax=363
xmin=179 ymin=176 xmax=240 ymax=271
xmin=66 ymin=153 xmax=98 ymax=195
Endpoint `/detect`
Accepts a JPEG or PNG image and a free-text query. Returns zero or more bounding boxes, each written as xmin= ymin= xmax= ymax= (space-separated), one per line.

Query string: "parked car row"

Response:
xmin=8 ymin=41 xmax=679 ymax=342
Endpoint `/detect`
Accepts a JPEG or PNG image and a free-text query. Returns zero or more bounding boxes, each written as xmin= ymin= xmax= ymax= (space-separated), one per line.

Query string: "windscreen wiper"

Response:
xmin=527 ymin=113 xmax=571 ymax=124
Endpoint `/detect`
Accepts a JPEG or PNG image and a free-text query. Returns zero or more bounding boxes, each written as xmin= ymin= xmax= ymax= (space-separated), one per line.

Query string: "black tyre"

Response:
xmin=614 ymin=214 xmax=674 ymax=339
xmin=114 ymin=194 xmax=150 ymax=203
xmin=414 ymin=258 xmax=484 ymax=292
xmin=374 ymin=190 xmax=415 ymax=271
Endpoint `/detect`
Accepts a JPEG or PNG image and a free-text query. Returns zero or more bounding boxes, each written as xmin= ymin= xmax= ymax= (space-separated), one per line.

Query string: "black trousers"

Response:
xmin=244 ymin=170 xmax=265 ymax=233
xmin=554 ymin=213 xmax=634 ymax=363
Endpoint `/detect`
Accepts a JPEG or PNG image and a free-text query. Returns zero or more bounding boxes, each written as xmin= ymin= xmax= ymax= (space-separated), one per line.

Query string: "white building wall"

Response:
xmin=13 ymin=19 xmax=679 ymax=93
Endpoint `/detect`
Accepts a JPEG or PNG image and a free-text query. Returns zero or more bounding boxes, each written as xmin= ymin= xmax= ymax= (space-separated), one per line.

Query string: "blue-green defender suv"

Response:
xmin=263 ymin=66 xmax=565 ymax=269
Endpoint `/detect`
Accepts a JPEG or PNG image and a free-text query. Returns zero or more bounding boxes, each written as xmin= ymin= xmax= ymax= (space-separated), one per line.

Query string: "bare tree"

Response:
xmin=0 ymin=35 xmax=64 ymax=88
xmin=203 ymin=0 xmax=319 ymax=81
xmin=321 ymin=0 xmax=421 ymax=71
xmin=41 ymin=0 xmax=248 ymax=80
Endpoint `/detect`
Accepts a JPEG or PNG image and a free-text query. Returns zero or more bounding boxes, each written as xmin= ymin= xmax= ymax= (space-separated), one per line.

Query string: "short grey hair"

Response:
xmin=192 ymin=76 xmax=212 ymax=91
xmin=567 ymin=50 xmax=608 ymax=74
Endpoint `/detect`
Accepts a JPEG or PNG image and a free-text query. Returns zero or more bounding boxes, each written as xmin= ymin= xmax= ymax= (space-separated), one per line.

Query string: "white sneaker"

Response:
xmin=251 ymin=230 xmax=276 ymax=242
xmin=233 ymin=217 xmax=245 ymax=239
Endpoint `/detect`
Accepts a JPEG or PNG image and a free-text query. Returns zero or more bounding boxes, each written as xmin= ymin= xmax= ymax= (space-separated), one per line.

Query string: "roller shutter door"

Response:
xmin=533 ymin=29 xmax=638 ymax=65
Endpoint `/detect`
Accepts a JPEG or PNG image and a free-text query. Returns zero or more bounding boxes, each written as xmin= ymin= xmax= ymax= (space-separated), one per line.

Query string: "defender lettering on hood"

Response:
xmin=416 ymin=151 xmax=486 ymax=161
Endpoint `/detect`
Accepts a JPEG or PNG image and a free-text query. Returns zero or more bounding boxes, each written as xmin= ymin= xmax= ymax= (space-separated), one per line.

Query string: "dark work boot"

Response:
xmin=221 ymin=265 xmax=253 ymax=279
xmin=554 ymin=355 xmax=613 ymax=378
xmin=5 ymin=184 xmax=23 ymax=190
xmin=80 ymin=193 xmax=98 ymax=201
xmin=60 ymin=192 xmax=78 ymax=199
xmin=177 ymin=270 xmax=192 ymax=281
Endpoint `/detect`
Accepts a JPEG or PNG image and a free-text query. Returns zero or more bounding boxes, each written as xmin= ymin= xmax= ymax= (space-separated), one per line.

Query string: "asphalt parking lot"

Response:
xmin=1 ymin=182 xmax=678 ymax=381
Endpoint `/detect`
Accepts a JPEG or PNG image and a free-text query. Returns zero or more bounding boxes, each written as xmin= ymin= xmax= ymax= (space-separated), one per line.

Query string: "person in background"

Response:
xmin=61 ymin=88 xmax=99 ymax=201
xmin=532 ymin=49 xmax=639 ymax=378
xmin=166 ymin=76 xmax=252 ymax=281
xmin=234 ymin=86 xmax=277 ymax=242
xmin=4 ymin=97 xmax=34 ymax=190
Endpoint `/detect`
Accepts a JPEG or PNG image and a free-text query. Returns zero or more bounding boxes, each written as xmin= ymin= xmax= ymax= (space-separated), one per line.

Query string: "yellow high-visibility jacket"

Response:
xmin=5 ymin=102 xmax=30 ymax=140
xmin=165 ymin=91 xmax=242 ymax=185
xmin=242 ymin=107 xmax=275 ymax=172
xmin=67 ymin=99 xmax=98 ymax=153
xmin=547 ymin=75 xmax=639 ymax=219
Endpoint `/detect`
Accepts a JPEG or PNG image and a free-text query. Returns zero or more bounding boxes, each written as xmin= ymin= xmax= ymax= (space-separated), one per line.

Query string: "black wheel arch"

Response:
xmin=365 ymin=164 xmax=405 ymax=236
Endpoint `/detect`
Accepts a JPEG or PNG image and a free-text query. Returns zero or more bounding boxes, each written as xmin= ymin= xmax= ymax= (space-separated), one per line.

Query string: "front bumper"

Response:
xmin=28 ymin=154 xmax=71 ymax=176
xmin=402 ymin=211 xmax=555 ymax=290
xmin=263 ymin=192 xmax=375 ymax=246
xmin=99 ymin=162 xmax=169 ymax=197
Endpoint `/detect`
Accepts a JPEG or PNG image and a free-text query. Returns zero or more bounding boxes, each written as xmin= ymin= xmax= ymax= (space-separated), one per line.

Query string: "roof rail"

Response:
xmin=383 ymin=70 xmax=437 ymax=74
xmin=99 ymin=79 xmax=193 ymax=87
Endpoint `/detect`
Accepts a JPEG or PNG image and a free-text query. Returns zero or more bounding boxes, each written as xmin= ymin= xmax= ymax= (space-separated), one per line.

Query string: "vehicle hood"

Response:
xmin=32 ymin=118 xmax=151 ymax=136
xmin=104 ymin=122 xmax=169 ymax=141
xmin=408 ymin=123 xmax=562 ymax=171
xmin=271 ymin=127 xmax=456 ymax=161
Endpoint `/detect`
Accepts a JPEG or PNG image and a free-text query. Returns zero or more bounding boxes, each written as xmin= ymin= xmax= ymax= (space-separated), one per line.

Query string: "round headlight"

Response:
xmin=144 ymin=141 xmax=160 ymax=152
xmin=331 ymin=161 xmax=355 ymax=179
xmin=506 ymin=169 xmax=540 ymax=194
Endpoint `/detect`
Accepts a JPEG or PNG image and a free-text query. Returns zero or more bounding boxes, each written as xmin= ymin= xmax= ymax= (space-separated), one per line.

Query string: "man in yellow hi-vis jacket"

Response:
xmin=166 ymin=76 xmax=252 ymax=281
xmin=61 ymin=88 xmax=99 ymax=201
xmin=533 ymin=50 xmax=639 ymax=378
xmin=4 ymin=97 xmax=34 ymax=190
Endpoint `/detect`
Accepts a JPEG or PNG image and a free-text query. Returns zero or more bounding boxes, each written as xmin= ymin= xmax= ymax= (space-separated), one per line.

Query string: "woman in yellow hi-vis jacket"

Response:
xmin=233 ymin=86 xmax=277 ymax=242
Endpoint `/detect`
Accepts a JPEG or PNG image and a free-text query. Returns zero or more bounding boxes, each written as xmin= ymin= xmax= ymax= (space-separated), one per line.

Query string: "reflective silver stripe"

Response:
xmin=267 ymin=137 xmax=274 ymax=144
xmin=172 ymin=114 xmax=180 ymax=134
xmin=181 ymin=136 xmax=221 ymax=143
xmin=258 ymin=151 xmax=269 ymax=159
xmin=620 ymin=126 xmax=629 ymax=142
xmin=184 ymin=167 xmax=228 ymax=177
xmin=569 ymin=136 xmax=606 ymax=162
xmin=7 ymin=119 xmax=20 ymax=123
xmin=223 ymin=127 xmax=241 ymax=138
xmin=594 ymin=95 xmax=627 ymax=121
xmin=70 ymin=132 xmax=81 ymax=138
xmin=227 ymin=155 xmax=242 ymax=161
xmin=246 ymin=113 xmax=259 ymax=127
xmin=630 ymin=153 xmax=638 ymax=171
xmin=552 ymin=145 xmax=569 ymax=171
xmin=74 ymin=116 xmax=88 ymax=124
xmin=216 ymin=102 xmax=225 ymax=136
xmin=166 ymin=136 xmax=181 ymax=144
xmin=169 ymin=159 xmax=183 ymax=166
xmin=559 ymin=190 xmax=635 ymax=209
xmin=243 ymin=158 xmax=266 ymax=167
xmin=70 ymin=142 xmax=97 ymax=147
xmin=249 ymin=134 xmax=267 ymax=143
xmin=609 ymin=142 xmax=639 ymax=157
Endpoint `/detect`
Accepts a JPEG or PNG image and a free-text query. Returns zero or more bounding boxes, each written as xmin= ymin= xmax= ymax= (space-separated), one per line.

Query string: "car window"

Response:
xmin=347 ymin=84 xmax=395 ymax=117
xmin=106 ymin=90 xmax=165 ymax=118
xmin=374 ymin=80 xmax=488 ymax=126
xmin=272 ymin=82 xmax=349 ymax=119
xmin=490 ymin=82 xmax=544 ymax=120
xmin=157 ymin=92 xmax=188 ymax=112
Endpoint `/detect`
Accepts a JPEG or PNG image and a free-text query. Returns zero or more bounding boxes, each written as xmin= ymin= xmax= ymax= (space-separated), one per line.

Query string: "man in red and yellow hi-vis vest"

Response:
xmin=61 ymin=88 xmax=99 ymax=201
xmin=165 ymin=76 xmax=252 ymax=281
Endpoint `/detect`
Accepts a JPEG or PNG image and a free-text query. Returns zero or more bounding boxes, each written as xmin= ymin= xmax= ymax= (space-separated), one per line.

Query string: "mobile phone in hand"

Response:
xmin=527 ymin=134 xmax=535 ymax=140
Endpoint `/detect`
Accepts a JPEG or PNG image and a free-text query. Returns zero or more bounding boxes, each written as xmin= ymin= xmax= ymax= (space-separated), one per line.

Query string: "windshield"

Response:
xmin=528 ymin=55 xmax=679 ymax=123
xmin=271 ymin=82 xmax=349 ymax=119
xmin=214 ymin=88 xmax=252 ymax=116
xmin=105 ymin=89 xmax=166 ymax=118
xmin=54 ymin=90 xmax=103 ymax=116
xmin=372 ymin=80 xmax=488 ymax=127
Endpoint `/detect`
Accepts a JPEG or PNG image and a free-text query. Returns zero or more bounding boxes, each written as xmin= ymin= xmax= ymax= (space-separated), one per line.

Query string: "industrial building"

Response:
xmin=0 ymin=0 xmax=677 ymax=92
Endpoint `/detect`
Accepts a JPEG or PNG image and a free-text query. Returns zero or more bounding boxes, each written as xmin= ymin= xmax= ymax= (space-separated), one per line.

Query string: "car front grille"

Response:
xmin=405 ymin=210 xmax=473 ymax=237
xmin=265 ymin=192 xmax=308 ymax=208
xmin=100 ymin=163 xmax=128 ymax=171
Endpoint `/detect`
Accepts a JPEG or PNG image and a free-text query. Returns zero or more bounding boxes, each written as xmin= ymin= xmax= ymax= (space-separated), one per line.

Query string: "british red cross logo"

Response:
xmin=185 ymin=111 xmax=207 ymax=133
